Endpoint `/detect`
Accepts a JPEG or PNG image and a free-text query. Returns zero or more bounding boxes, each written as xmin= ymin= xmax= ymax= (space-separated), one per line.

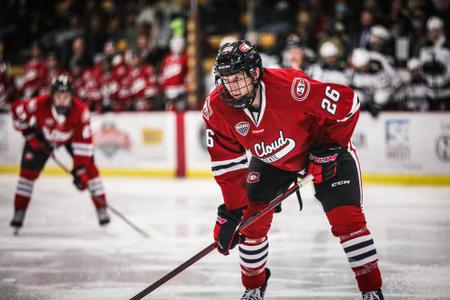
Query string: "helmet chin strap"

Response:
xmin=234 ymin=79 xmax=260 ymax=109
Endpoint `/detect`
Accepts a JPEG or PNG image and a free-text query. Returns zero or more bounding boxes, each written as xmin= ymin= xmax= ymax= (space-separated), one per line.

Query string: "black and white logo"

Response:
xmin=436 ymin=135 xmax=450 ymax=162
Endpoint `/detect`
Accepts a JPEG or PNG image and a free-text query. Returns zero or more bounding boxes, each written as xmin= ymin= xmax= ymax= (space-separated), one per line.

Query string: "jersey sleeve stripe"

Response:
xmin=337 ymin=92 xmax=360 ymax=123
xmin=211 ymin=153 xmax=248 ymax=168
xmin=211 ymin=154 xmax=248 ymax=176
xmin=211 ymin=157 xmax=248 ymax=172
xmin=212 ymin=163 xmax=248 ymax=176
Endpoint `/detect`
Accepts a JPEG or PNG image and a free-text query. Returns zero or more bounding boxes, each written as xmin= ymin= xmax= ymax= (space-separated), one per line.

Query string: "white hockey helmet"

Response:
xmin=351 ymin=48 xmax=370 ymax=68
xmin=370 ymin=25 xmax=390 ymax=40
xmin=319 ymin=42 xmax=339 ymax=57
xmin=407 ymin=57 xmax=421 ymax=70
xmin=170 ymin=36 xmax=186 ymax=55
xmin=426 ymin=16 xmax=443 ymax=31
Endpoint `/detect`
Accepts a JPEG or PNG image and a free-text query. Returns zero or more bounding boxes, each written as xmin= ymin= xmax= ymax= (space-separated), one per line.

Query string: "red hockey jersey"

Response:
xmin=22 ymin=58 xmax=46 ymax=97
xmin=11 ymin=94 xmax=94 ymax=168
xmin=202 ymin=68 xmax=360 ymax=210
xmin=159 ymin=52 xmax=188 ymax=98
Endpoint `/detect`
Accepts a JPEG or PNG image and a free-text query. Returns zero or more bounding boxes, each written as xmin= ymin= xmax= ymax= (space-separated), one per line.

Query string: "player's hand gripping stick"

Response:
xmin=214 ymin=204 xmax=243 ymax=255
xmin=129 ymin=174 xmax=314 ymax=300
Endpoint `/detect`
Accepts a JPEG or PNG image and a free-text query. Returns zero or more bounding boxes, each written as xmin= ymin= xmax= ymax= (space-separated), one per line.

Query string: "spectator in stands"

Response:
xmin=402 ymin=57 xmax=429 ymax=111
xmin=85 ymin=15 xmax=108 ymax=55
xmin=69 ymin=58 xmax=87 ymax=102
xmin=355 ymin=9 xmax=376 ymax=49
xmin=368 ymin=25 xmax=395 ymax=63
xmin=122 ymin=49 xmax=159 ymax=111
xmin=416 ymin=16 xmax=450 ymax=110
xmin=0 ymin=60 xmax=17 ymax=112
xmin=103 ymin=39 xmax=127 ymax=81
xmin=82 ymin=54 xmax=103 ymax=113
xmin=295 ymin=9 xmax=317 ymax=51
xmin=309 ymin=41 xmax=350 ymax=85
xmin=349 ymin=48 xmax=400 ymax=117
xmin=317 ymin=21 xmax=351 ymax=60
xmin=22 ymin=42 xmax=46 ymax=98
xmin=97 ymin=55 xmax=120 ymax=112
xmin=38 ymin=52 xmax=67 ymax=96
xmin=68 ymin=36 xmax=92 ymax=69
xmin=160 ymin=36 xmax=188 ymax=111
xmin=136 ymin=31 xmax=159 ymax=67
xmin=281 ymin=34 xmax=313 ymax=72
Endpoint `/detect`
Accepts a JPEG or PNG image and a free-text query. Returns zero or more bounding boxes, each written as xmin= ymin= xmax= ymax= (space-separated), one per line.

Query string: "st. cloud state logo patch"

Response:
xmin=291 ymin=77 xmax=310 ymax=101
xmin=235 ymin=121 xmax=250 ymax=136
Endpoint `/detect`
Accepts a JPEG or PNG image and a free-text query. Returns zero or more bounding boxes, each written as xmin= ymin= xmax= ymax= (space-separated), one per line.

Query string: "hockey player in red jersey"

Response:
xmin=9 ymin=75 xmax=110 ymax=232
xmin=203 ymin=41 xmax=383 ymax=300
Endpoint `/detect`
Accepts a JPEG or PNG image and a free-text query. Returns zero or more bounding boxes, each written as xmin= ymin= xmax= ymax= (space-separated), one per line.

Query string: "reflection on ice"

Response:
xmin=0 ymin=175 xmax=449 ymax=299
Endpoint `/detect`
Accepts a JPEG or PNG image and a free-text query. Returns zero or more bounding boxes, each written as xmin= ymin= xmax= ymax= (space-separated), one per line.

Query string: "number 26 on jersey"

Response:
xmin=321 ymin=86 xmax=340 ymax=115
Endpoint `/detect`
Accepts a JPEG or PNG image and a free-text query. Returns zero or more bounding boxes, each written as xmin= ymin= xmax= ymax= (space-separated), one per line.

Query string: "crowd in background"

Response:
xmin=1 ymin=0 xmax=450 ymax=115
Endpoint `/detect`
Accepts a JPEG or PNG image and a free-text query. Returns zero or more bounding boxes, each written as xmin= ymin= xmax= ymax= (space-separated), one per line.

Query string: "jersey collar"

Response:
xmin=243 ymin=81 xmax=266 ymax=128
xmin=51 ymin=105 xmax=66 ymax=124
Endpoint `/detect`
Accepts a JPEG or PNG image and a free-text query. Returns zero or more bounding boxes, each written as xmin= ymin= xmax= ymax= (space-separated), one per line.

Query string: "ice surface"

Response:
xmin=1 ymin=175 xmax=450 ymax=300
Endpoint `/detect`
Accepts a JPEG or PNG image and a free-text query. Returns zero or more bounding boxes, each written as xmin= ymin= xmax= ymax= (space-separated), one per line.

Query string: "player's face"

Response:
xmin=222 ymin=71 xmax=255 ymax=99
xmin=323 ymin=55 xmax=337 ymax=66
xmin=53 ymin=91 xmax=72 ymax=108
xmin=288 ymin=47 xmax=304 ymax=64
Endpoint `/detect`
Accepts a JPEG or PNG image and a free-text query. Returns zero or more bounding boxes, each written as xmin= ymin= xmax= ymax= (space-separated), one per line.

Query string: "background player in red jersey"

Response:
xmin=203 ymin=41 xmax=383 ymax=300
xmin=9 ymin=75 xmax=110 ymax=232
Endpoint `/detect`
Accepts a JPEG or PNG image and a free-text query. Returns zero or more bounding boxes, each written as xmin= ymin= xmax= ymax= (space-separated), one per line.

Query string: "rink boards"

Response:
xmin=0 ymin=111 xmax=449 ymax=184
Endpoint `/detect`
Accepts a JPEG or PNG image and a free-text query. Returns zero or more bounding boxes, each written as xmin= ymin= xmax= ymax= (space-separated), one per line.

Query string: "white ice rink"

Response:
xmin=1 ymin=174 xmax=450 ymax=300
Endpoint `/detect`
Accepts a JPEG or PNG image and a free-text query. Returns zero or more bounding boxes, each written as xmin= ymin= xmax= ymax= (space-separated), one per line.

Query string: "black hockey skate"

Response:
xmin=362 ymin=289 xmax=384 ymax=300
xmin=96 ymin=207 xmax=110 ymax=226
xmin=240 ymin=269 xmax=271 ymax=300
xmin=10 ymin=210 xmax=26 ymax=234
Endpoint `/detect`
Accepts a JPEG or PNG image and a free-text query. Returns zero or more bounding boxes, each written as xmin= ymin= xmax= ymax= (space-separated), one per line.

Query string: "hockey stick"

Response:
xmin=129 ymin=173 xmax=314 ymax=300
xmin=50 ymin=153 xmax=151 ymax=239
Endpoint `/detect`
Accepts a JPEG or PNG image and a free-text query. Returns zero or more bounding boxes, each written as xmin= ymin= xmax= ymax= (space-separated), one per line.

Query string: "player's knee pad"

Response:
xmin=20 ymin=147 xmax=49 ymax=171
xmin=314 ymin=150 xmax=362 ymax=212
xmin=326 ymin=205 xmax=367 ymax=237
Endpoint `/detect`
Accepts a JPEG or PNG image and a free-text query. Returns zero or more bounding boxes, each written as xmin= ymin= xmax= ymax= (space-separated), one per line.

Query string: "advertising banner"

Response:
xmin=186 ymin=112 xmax=450 ymax=177
xmin=0 ymin=112 xmax=176 ymax=174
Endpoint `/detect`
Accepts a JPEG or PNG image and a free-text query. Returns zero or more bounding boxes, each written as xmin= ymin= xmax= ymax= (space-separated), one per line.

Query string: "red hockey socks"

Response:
xmin=326 ymin=205 xmax=382 ymax=292
xmin=14 ymin=169 xmax=40 ymax=210
xmin=240 ymin=237 xmax=269 ymax=289
xmin=88 ymin=177 xmax=107 ymax=208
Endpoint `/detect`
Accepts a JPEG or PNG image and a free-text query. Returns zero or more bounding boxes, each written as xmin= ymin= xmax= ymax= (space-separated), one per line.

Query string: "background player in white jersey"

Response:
xmin=309 ymin=41 xmax=350 ymax=85
xmin=350 ymin=47 xmax=400 ymax=117
xmin=203 ymin=40 xmax=383 ymax=300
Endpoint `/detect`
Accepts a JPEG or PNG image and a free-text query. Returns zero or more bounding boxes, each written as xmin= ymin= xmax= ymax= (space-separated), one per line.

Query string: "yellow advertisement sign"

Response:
xmin=142 ymin=128 xmax=163 ymax=145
